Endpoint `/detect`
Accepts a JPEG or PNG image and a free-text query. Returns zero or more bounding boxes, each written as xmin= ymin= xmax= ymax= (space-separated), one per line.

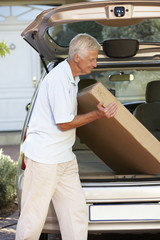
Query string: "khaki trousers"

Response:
xmin=15 ymin=157 xmax=88 ymax=240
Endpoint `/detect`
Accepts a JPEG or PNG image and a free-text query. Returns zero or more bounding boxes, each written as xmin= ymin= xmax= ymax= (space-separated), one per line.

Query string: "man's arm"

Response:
xmin=58 ymin=102 xmax=117 ymax=131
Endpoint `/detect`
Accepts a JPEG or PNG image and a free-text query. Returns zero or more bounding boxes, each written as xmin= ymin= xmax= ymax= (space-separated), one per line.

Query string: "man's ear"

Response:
xmin=74 ymin=54 xmax=79 ymax=63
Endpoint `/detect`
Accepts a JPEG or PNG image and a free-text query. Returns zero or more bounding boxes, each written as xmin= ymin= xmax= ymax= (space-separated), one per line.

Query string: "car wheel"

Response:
xmin=39 ymin=233 xmax=48 ymax=240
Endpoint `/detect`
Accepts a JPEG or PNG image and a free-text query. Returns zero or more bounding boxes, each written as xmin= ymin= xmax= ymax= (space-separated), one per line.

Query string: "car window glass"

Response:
xmin=80 ymin=70 xmax=160 ymax=103
xmin=48 ymin=19 xmax=160 ymax=47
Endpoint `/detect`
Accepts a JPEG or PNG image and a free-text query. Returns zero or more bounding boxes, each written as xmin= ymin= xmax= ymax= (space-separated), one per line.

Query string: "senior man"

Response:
xmin=16 ymin=33 xmax=117 ymax=240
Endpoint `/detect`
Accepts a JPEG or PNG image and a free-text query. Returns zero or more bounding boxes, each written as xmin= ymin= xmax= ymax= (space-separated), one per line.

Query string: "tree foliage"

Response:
xmin=0 ymin=41 xmax=10 ymax=58
xmin=49 ymin=21 xmax=103 ymax=46
xmin=102 ymin=19 xmax=160 ymax=41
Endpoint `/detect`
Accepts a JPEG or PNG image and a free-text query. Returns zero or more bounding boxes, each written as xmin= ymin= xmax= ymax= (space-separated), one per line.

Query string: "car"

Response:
xmin=16 ymin=1 xmax=160 ymax=239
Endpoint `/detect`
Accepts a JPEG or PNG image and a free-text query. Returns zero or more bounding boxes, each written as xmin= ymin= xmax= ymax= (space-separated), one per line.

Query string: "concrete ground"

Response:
xmin=0 ymin=211 xmax=18 ymax=240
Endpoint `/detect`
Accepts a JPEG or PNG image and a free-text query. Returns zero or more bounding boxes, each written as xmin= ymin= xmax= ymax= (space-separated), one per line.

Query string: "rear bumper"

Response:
xmin=42 ymin=201 xmax=160 ymax=234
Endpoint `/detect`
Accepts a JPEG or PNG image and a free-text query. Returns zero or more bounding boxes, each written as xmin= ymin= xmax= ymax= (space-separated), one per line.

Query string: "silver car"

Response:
xmin=16 ymin=1 xmax=160 ymax=239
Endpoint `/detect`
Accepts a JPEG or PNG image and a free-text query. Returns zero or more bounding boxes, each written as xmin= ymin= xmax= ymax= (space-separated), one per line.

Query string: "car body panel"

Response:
xmin=41 ymin=179 xmax=160 ymax=233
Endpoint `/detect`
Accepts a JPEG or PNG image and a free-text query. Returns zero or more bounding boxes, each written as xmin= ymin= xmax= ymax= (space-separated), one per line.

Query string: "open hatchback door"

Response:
xmin=21 ymin=0 xmax=160 ymax=65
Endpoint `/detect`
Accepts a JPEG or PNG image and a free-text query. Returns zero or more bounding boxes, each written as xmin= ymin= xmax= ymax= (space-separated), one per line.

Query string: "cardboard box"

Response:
xmin=77 ymin=82 xmax=160 ymax=174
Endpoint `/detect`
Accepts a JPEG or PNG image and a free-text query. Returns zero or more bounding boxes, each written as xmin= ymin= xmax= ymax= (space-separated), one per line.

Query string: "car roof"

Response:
xmin=21 ymin=0 xmax=160 ymax=68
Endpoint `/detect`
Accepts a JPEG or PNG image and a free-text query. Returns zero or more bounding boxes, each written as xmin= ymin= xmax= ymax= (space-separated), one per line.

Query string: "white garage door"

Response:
xmin=0 ymin=18 xmax=41 ymax=131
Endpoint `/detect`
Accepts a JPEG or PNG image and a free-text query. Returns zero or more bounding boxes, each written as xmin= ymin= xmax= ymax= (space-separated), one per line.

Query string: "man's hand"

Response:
xmin=97 ymin=102 xmax=117 ymax=119
xmin=58 ymin=101 xmax=117 ymax=131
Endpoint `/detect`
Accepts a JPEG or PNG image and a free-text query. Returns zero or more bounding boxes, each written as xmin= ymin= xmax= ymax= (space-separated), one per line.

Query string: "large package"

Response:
xmin=77 ymin=82 xmax=160 ymax=174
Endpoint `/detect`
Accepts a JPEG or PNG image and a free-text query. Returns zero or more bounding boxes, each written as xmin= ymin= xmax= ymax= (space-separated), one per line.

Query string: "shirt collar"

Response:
xmin=63 ymin=59 xmax=80 ymax=85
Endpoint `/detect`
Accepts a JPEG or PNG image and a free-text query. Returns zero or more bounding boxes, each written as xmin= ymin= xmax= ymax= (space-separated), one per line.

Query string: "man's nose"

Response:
xmin=92 ymin=59 xmax=97 ymax=68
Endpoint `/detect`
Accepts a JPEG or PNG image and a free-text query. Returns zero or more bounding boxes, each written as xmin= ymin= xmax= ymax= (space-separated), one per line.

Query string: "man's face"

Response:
xmin=75 ymin=50 xmax=98 ymax=75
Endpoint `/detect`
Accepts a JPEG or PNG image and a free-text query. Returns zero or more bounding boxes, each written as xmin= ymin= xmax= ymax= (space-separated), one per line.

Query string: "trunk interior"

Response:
xmin=74 ymin=137 xmax=160 ymax=182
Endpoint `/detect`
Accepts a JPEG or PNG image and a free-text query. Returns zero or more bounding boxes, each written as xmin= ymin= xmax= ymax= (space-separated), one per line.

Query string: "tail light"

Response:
xmin=21 ymin=129 xmax=27 ymax=170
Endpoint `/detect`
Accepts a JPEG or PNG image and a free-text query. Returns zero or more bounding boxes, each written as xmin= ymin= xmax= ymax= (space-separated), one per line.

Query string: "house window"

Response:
xmin=0 ymin=5 xmax=54 ymax=22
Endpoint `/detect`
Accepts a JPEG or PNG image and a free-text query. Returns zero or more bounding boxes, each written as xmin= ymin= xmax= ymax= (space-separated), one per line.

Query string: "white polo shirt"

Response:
xmin=21 ymin=60 xmax=80 ymax=164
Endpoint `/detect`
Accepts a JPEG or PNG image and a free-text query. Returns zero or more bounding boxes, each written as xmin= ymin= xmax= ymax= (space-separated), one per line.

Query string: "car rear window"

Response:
xmin=48 ymin=18 xmax=160 ymax=47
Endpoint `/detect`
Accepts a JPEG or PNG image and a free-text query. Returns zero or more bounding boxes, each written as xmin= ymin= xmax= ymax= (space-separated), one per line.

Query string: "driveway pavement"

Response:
xmin=0 ymin=211 xmax=18 ymax=240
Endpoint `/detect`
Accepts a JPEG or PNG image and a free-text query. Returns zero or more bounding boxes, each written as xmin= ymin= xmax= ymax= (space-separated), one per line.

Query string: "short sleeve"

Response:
xmin=47 ymin=74 xmax=75 ymax=124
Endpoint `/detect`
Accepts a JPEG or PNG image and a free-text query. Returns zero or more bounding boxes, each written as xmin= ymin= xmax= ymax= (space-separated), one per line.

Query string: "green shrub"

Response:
xmin=0 ymin=41 xmax=10 ymax=58
xmin=0 ymin=149 xmax=17 ymax=208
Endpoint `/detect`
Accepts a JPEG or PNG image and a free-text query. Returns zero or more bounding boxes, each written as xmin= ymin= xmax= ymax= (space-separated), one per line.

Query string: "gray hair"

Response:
xmin=68 ymin=33 xmax=101 ymax=61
